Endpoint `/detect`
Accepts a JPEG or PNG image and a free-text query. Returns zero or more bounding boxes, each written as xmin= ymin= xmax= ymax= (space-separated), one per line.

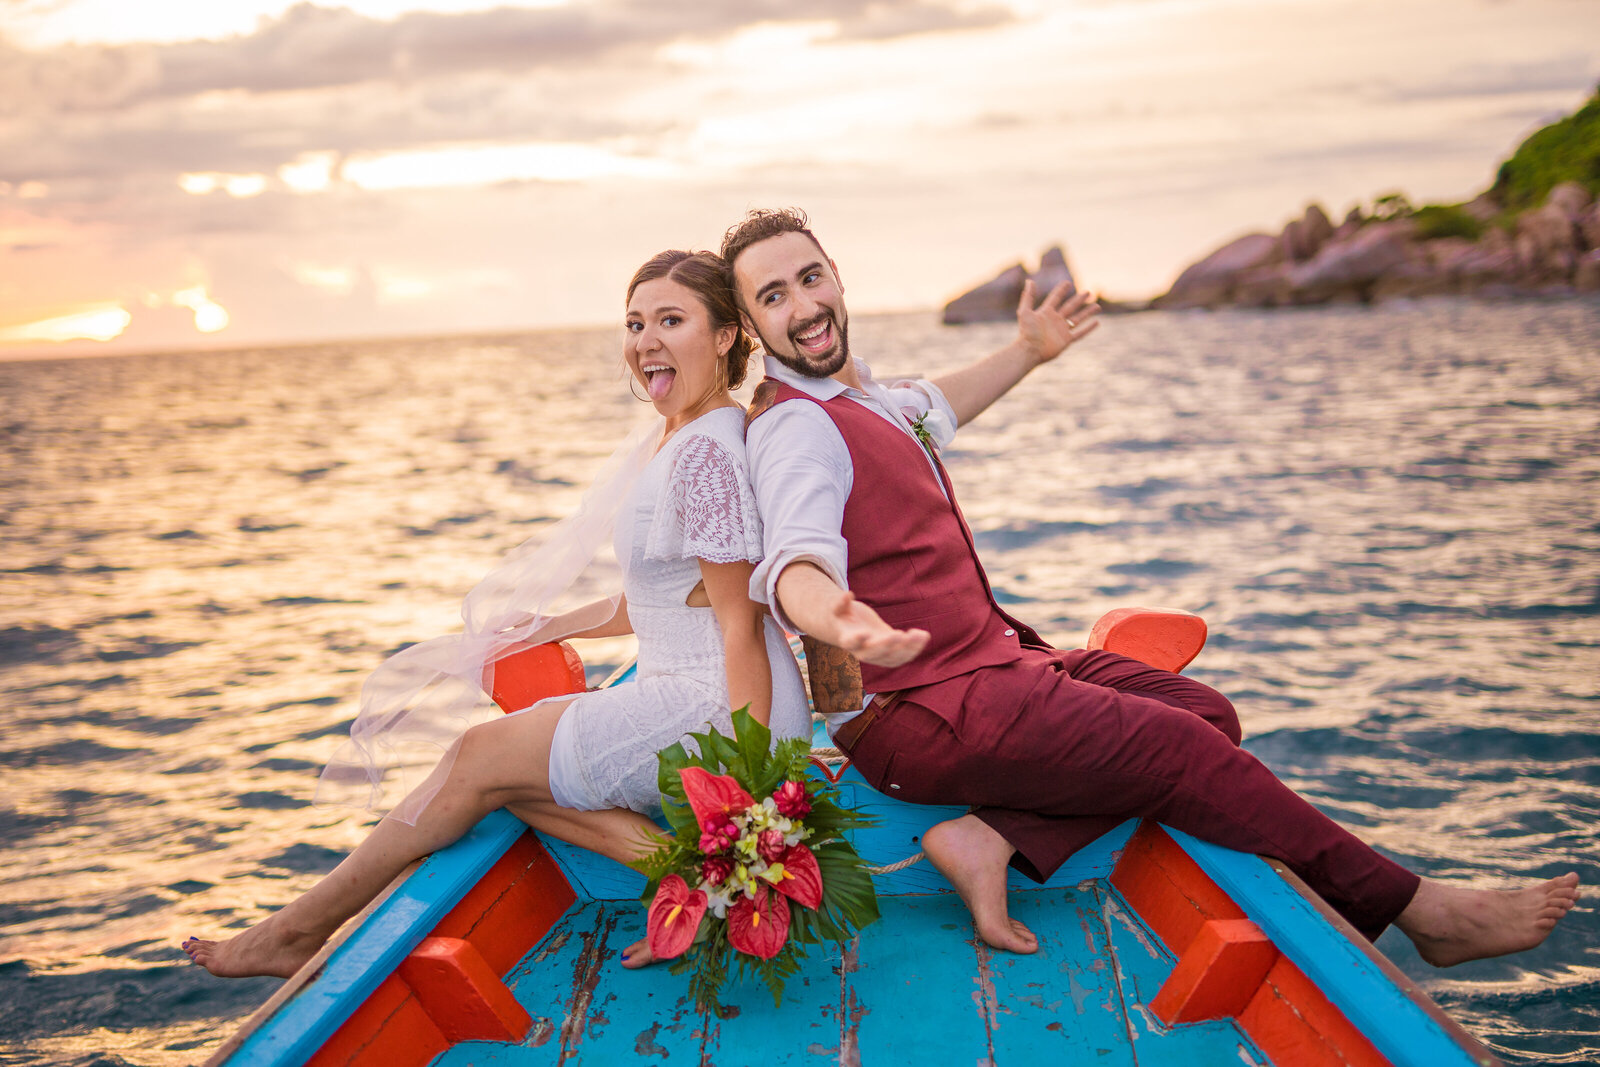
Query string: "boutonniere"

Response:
xmin=904 ymin=409 xmax=950 ymax=460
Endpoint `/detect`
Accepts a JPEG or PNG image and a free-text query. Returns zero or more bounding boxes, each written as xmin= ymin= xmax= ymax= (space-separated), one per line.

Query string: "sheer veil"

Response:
xmin=315 ymin=413 xmax=666 ymax=822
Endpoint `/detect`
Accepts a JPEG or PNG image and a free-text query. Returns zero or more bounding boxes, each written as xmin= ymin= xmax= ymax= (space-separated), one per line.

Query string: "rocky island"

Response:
xmin=943 ymin=86 xmax=1600 ymax=320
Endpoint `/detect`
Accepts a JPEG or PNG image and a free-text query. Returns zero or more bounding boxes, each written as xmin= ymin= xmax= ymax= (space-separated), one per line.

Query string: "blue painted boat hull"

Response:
xmin=208 ymin=737 xmax=1500 ymax=1067
xmin=207 ymin=618 xmax=1501 ymax=1067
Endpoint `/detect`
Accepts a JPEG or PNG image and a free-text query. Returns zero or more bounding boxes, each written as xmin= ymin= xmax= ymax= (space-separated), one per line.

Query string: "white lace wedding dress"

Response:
xmin=545 ymin=405 xmax=810 ymax=813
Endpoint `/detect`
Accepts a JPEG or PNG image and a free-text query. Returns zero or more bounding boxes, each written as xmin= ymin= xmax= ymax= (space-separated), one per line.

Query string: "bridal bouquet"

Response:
xmin=632 ymin=708 xmax=880 ymax=1010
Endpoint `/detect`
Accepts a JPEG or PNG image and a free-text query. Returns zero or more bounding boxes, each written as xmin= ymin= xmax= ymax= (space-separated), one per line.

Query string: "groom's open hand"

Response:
xmin=932 ymin=280 xmax=1103 ymax=427
xmin=775 ymin=562 xmax=928 ymax=668
xmin=1017 ymin=280 xmax=1101 ymax=368
xmin=830 ymin=590 xmax=929 ymax=668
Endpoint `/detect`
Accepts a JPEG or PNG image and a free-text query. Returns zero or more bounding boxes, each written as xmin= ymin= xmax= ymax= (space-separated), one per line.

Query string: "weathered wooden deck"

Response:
xmin=210 ymin=632 xmax=1502 ymax=1067
xmin=435 ymin=883 xmax=1264 ymax=1066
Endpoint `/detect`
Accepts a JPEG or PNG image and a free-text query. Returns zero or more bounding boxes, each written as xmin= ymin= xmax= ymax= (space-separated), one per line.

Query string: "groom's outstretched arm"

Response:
xmin=774 ymin=562 xmax=929 ymax=668
xmin=932 ymin=281 xmax=1101 ymax=426
xmin=746 ymin=378 xmax=926 ymax=667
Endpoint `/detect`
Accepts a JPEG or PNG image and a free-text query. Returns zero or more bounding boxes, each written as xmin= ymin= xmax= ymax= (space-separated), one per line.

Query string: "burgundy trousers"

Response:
xmin=843 ymin=647 xmax=1420 ymax=941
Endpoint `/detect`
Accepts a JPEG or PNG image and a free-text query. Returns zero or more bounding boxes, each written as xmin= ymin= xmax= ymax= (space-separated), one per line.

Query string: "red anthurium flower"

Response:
xmin=727 ymin=886 xmax=790 ymax=960
xmin=680 ymin=766 xmax=756 ymax=833
xmin=646 ymin=874 xmax=708 ymax=960
xmin=772 ymin=780 xmax=811 ymax=819
xmin=771 ymin=843 xmax=824 ymax=910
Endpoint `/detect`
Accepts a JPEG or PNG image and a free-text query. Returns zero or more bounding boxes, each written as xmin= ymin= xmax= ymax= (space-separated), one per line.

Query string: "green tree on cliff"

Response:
xmin=1490 ymin=84 xmax=1600 ymax=212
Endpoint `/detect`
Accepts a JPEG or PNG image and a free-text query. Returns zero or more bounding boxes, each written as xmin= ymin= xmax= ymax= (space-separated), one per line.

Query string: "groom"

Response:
xmin=723 ymin=207 xmax=1579 ymax=964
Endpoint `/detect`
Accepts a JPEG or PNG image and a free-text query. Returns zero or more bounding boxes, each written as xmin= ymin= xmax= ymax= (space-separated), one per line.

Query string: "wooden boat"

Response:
xmin=204 ymin=609 xmax=1503 ymax=1067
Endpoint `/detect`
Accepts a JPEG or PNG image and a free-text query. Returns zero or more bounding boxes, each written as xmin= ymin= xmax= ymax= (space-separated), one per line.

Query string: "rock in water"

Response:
xmin=1152 ymin=233 xmax=1281 ymax=309
xmin=1516 ymin=202 xmax=1580 ymax=280
xmin=1546 ymin=181 xmax=1593 ymax=221
xmin=943 ymin=263 xmax=1026 ymax=324
xmin=1280 ymin=204 xmax=1335 ymax=263
xmin=1032 ymin=246 xmax=1076 ymax=301
xmin=1144 ymin=91 xmax=1600 ymax=307
xmin=942 ymin=247 xmax=1078 ymax=324
xmin=1581 ymin=202 xmax=1600 ymax=251
xmin=1287 ymin=220 xmax=1415 ymax=302
xmin=1575 ymin=250 xmax=1600 ymax=292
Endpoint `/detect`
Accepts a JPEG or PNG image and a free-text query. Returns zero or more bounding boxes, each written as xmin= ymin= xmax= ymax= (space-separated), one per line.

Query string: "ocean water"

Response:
xmin=1 ymin=299 xmax=1597 ymax=1065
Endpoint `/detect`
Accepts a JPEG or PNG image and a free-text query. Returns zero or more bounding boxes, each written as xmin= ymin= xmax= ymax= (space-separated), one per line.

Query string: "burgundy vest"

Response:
xmin=756 ymin=379 xmax=1045 ymax=693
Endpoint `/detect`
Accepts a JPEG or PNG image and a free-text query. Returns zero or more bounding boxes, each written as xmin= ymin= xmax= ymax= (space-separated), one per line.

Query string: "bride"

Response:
xmin=184 ymin=249 xmax=811 ymax=979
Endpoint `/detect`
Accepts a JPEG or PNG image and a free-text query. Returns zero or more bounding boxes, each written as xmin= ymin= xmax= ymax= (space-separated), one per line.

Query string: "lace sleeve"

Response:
xmin=644 ymin=433 xmax=765 ymax=564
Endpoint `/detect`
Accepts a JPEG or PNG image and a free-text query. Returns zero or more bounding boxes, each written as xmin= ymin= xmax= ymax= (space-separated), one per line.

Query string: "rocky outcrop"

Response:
xmin=1032 ymin=246 xmax=1076 ymax=300
xmin=1577 ymin=249 xmax=1600 ymax=293
xmin=1159 ymin=233 xmax=1280 ymax=308
xmin=1153 ymin=182 xmax=1600 ymax=309
xmin=942 ymin=247 xmax=1077 ymax=323
xmin=943 ymin=264 xmax=1026 ymax=324
xmin=1580 ymin=202 xmax=1600 ymax=250
xmin=1281 ymin=203 xmax=1334 ymax=262
xmin=1287 ymin=220 xmax=1415 ymax=302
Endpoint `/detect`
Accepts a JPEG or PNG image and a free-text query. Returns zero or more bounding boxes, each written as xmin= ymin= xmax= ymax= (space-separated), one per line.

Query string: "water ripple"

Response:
xmin=2 ymin=300 xmax=1597 ymax=1063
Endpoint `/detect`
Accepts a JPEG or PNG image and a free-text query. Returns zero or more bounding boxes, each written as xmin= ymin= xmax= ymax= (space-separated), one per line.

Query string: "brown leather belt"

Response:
xmin=832 ymin=690 xmax=901 ymax=752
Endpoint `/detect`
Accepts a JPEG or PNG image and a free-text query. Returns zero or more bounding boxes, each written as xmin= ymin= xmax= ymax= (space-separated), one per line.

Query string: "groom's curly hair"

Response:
xmin=719 ymin=208 xmax=830 ymax=288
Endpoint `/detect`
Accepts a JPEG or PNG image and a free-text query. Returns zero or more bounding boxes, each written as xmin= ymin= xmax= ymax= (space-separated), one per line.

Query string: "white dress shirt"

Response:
xmin=745 ymin=353 xmax=958 ymax=728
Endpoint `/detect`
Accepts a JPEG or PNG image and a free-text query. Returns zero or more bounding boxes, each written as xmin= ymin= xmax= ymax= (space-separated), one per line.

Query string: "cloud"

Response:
xmin=0 ymin=0 xmax=1017 ymax=192
xmin=828 ymin=0 xmax=1014 ymax=41
xmin=1371 ymin=52 xmax=1599 ymax=103
xmin=0 ymin=70 xmax=664 ymax=183
xmin=0 ymin=1 xmax=1017 ymax=115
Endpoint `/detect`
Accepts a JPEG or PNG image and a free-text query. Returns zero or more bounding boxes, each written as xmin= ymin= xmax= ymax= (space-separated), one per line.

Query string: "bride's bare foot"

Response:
xmin=922 ymin=815 xmax=1038 ymax=954
xmin=181 ymin=913 xmax=326 ymax=979
xmin=620 ymin=937 xmax=657 ymax=970
xmin=1396 ymin=872 xmax=1581 ymax=967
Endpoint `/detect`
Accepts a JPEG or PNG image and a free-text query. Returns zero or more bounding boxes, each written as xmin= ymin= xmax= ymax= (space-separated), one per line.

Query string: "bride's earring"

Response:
xmin=630 ymin=375 xmax=651 ymax=402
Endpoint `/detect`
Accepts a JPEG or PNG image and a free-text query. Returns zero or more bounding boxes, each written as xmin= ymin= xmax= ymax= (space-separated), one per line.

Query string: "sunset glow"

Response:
xmin=289 ymin=262 xmax=357 ymax=295
xmin=172 ymin=287 xmax=232 ymax=333
xmin=0 ymin=0 xmax=1595 ymax=356
xmin=0 ymin=305 xmax=133 ymax=344
xmin=279 ymin=153 xmax=339 ymax=194
xmin=340 ymin=141 xmax=676 ymax=192
xmin=179 ymin=173 xmax=270 ymax=198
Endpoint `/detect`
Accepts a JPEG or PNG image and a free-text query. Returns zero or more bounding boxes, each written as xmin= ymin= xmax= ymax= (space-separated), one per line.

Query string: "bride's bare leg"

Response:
xmin=185 ymin=699 xmax=579 ymax=979
xmin=501 ymin=799 xmax=664 ymax=969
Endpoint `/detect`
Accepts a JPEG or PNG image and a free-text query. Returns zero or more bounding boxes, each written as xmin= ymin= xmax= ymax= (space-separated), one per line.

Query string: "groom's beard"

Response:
xmin=762 ymin=310 xmax=850 ymax=380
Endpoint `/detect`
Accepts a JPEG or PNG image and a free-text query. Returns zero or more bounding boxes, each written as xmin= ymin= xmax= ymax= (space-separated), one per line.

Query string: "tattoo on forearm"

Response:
xmin=800 ymin=635 xmax=864 ymax=717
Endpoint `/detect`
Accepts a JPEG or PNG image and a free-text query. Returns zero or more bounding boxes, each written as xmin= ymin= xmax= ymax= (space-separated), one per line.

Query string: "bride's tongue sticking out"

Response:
xmin=647 ymin=367 xmax=676 ymax=401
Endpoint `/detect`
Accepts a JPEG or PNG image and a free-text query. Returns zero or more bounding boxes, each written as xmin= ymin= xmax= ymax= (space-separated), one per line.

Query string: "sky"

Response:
xmin=1 ymin=0 xmax=1596 ymax=356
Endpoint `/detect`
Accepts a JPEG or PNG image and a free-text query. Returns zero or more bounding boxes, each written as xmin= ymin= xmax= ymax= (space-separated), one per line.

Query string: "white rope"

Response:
xmin=807 ymin=759 xmax=928 ymax=874
xmin=864 ymin=851 xmax=926 ymax=875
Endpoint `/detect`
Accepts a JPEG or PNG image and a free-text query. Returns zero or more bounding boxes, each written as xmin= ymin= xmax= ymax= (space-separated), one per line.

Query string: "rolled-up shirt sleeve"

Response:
xmin=746 ymin=401 xmax=854 ymax=634
xmin=882 ymin=377 xmax=958 ymax=447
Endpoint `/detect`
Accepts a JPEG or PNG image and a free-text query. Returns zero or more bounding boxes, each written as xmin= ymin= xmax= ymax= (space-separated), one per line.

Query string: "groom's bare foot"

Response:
xmin=1396 ymin=872 xmax=1581 ymax=967
xmin=620 ymin=937 xmax=657 ymax=970
xmin=182 ymin=913 xmax=325 ymax=979
xmin=922 ymin=815 xmax=1038 ymax=954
